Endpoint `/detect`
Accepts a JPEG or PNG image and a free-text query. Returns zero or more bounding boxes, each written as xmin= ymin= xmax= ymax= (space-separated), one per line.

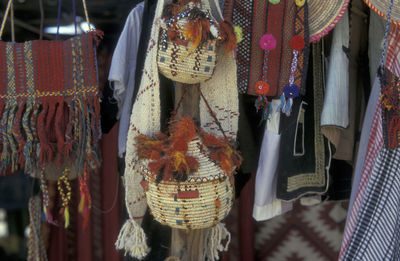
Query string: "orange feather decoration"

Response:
xmin=218 ymin=21 xmax=237 ymax=53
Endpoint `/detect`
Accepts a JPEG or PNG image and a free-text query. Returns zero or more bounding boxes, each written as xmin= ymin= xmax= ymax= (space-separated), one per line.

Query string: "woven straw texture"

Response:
xmin=141 ymin=138 xmax=235 ymax=229
xmin=308 ymin=0 xmax=350 ymax=42
xmin=363 ymin=0 xmax=400 ymax=26
xmin=157 ymin=4 xmax=218 ymax=85
xmin=158 ymin=31 xmax=217 ymax=84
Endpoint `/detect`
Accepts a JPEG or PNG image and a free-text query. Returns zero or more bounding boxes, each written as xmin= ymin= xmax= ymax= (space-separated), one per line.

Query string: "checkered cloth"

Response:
xmin=341 ymin=147 xmax=400 ymax=260
xmin=340 ymin=25 xmax=400 ymax=260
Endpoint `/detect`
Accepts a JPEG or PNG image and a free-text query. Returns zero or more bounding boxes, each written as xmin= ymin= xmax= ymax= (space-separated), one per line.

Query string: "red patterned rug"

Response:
xmin=223 ymin=199 xmax=348 ymax=261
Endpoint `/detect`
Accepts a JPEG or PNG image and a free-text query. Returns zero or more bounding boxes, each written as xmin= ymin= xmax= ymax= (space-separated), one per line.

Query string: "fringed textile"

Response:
xmin=0 ymin=31 xmax=102 ymax=177
xmin=28 ymin=195 xmax=48 ymax=261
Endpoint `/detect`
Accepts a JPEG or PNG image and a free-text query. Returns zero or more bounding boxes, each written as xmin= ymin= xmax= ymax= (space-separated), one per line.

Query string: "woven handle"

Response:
xmin=0 ymin=0 xmax=92 ymax=39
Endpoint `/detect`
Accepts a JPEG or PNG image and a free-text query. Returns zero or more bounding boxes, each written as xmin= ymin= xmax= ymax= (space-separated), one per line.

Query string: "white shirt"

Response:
xmin=108 ymin=2 xmax=144 ymax=156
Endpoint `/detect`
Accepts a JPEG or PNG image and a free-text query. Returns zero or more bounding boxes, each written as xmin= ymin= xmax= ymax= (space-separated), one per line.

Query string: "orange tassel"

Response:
xmin=170 ymin=117 xmax=197 ymax=142
xmin=218 ymin=21 xmax=237 ymax=53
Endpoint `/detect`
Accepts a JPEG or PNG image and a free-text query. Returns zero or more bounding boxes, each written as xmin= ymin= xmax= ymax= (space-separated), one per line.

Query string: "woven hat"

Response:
xmin=363 ymin=0 xmax=400 ymax=26
xmin=308 ymin=0 xmax=350 ymax=42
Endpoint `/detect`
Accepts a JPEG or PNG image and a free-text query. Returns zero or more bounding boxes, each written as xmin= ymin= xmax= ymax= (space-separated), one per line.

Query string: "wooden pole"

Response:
xmin=168 ymin=83 xmax=208 ymax=261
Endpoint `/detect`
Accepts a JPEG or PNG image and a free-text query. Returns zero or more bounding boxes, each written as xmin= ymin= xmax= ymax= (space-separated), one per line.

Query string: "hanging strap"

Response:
xmin=379 ymin=0 xmax=394 ymax=70
xmin=0 ymin=0 xmax=13 ymax=39
xmin=56 ymin=0 xmax=91 ymax=40
xmin=172 ymin=84 xmax=228 ymax=139
xmin=0 ymin=0 xmax=91 ymax=40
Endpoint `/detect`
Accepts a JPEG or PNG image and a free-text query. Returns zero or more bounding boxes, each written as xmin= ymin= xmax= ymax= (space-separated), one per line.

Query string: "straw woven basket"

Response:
xmin=157 ymin=3 xmax=218 ymax=84
xmin=140 ymin=137 xmax=235 ymax=229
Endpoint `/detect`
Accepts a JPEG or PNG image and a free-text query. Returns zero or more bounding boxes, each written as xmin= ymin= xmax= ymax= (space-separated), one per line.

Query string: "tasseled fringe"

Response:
xmin=204 ymin=223 xmax=231 ymax=261
xmin=14 ymin=101 xmax=26 ymax=166
xmin=0 ymin=103 xmax=11 ymax=173
xmin=40 ymin=171 xmax=57 ymax=226
xmin=57 ymin=169 xmax=72 ymax=228
xmin=115 ymin=219 xmax=150 ymax=259
xmin=78 ymin=167 xmax=92 ymax=228
xmin=28 ymin=195 xmax=48 ymax=261
xmin=22 ymin=101 xmax=36 ymax=171
xmin=6 ymin=103 xmax=18 ymax=172
xmin=0 ymin=94 xmax=101 ymax=175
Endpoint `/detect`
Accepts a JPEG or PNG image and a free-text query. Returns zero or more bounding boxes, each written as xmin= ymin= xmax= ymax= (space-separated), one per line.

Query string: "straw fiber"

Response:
xmin=308 ymin=0 xmax=350 ymax=42
xmin=140 ymin=138 xmax=235 ymax=229
xmin=363 ymin=0 xmax=400 ymax=26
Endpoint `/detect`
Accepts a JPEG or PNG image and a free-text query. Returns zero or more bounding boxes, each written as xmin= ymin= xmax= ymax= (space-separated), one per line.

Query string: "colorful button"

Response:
xmin=283 ymin=84 xmax=299 ymax=98
xmin=254 ymin=81 xmax=270 ymax=95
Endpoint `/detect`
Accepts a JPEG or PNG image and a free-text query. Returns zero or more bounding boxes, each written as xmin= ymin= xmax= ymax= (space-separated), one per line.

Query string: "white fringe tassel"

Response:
xmin=204 ymin=223 xmax=231 ymax=261
xmin=115 ymin=219 xmax=150 ymax=259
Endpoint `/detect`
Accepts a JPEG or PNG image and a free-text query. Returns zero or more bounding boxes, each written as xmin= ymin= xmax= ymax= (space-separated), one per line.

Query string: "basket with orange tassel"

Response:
xmin=136 ymin=114 xmax=241 ymax=229
xmin=157 ymin=0 xmax=236 ymax=84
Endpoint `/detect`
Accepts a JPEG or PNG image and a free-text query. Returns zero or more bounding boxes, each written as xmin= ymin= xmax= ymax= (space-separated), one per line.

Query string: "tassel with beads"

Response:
xmin=57 ymin=168 xmax=72 ymax=228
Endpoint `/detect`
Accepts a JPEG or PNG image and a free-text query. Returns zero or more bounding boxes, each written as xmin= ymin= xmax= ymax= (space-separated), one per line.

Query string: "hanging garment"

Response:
xmin=340 ymin=148 xmax=400 ymax=260
xmin=320 ymin=12 xmax=350 ymax=152
xmin=339 ymin=18 xmax=400 ymax=260
xmin=276 ymin=43 xmax=330 ymax=201
xmin=253 ymin=99 xmax=292 ymax=221
xmin=333 ymin=0 xmax=369 ymax=162
xmin=108 ymin=1 xmax=144 ymax=157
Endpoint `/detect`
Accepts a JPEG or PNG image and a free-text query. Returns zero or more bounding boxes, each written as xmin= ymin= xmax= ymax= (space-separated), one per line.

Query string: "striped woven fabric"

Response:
xmin=223 ymin=0 xmax=309 ymax=97
xmin=0 ymin=31 xmax=102 ymax=176
xmin=338 ymin=80 xmax=383 ymax=260
xmin=340 ymin=147 xmax=400 ymax=260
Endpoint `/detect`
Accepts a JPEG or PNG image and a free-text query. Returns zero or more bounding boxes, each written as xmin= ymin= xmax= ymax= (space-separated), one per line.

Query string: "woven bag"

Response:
xmin=136 ymin=86 xmax=240 ymax=230
xmin=141 ymin=137 xmax=235 ymax=229
xmin=0 ymin=0 xmax=102 ymax=227
xmin=157 ymin=0 xmax=219 ymax=84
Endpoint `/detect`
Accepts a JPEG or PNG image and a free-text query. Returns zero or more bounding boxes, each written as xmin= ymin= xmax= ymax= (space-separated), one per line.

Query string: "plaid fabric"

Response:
xmin=339 ymin=87 xmax=383 ymax=259
xmin=341 ymin=147 xmax=400 ymax=260
xmin=386 ymin=25 xmax=400 ymax=76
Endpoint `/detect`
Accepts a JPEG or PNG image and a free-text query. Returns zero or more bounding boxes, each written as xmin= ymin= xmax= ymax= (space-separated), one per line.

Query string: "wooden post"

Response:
xmin=168 ymin=83 xmax=208 ymax=261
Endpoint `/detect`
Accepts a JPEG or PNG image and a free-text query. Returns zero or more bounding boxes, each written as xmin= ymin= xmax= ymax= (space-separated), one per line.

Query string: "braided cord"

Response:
xmin=379 ymin=0 xmax=395 ymax=68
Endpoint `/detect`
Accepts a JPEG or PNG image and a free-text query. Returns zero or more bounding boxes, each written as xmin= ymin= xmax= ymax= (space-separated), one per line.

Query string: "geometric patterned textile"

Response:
xmin=255 ymin=202 xmax=347 ymax=261
xmin=223 ymin=201 xmax=347 ymax=261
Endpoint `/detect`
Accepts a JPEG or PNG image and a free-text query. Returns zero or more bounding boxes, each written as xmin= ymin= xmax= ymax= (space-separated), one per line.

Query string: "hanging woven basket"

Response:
xmin=157 ymin=1 xmax=219 ymax=84
xmin=140 ymin=137 xmax=234 ymax=229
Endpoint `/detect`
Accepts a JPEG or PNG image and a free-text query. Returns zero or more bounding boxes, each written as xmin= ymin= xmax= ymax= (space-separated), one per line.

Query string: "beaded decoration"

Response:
xmin=278 ymin=35 xmax=305 ymax=116
xmin=254 ymin=33 xmax=276 ymax=121
xmin=78 ymin=167 xmax=92 ymax=228
xmin=40 ymin=171 xmax=57 ymax=226
xmin=57 ymin=169 xmax=72 ymax=228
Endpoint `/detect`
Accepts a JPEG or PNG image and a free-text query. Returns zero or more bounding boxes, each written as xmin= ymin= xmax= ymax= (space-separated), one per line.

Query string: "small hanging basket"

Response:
xmin=157 ymin=0 xmax=221 ymax=84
